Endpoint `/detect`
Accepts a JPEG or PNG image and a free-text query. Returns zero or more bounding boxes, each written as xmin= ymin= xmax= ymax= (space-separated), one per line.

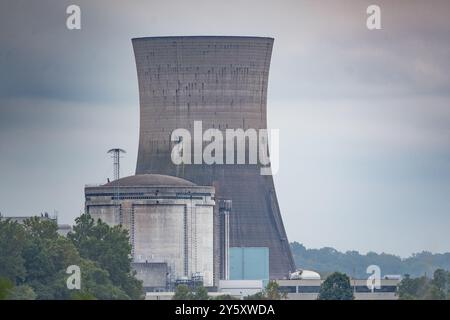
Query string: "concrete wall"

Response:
xmin=86 ymin=205 xmax=118 ymax=226
xmin=85 ymin=182 xmax=215 ymax=287
xmin=132 ymin=262 xmax=167 ymax=290
xmin=133 ymin=204 xmax=185 ymax=277
xmin=191 ymin=204 xmax=214 ymax=286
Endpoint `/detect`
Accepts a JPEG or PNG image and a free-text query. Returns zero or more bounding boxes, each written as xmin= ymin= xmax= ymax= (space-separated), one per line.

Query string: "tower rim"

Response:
xmin=131 ymin=35 xmax=274 ymax=42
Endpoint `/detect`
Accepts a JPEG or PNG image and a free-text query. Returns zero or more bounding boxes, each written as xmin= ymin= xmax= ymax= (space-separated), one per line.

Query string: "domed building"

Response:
xmin=84 ymin=174 xmax=217 ymax=289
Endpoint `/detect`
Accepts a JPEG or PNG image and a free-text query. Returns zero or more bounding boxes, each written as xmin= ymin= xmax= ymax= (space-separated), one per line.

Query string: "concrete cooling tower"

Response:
xmin=132 ymin=36 xmax=295 ymax=279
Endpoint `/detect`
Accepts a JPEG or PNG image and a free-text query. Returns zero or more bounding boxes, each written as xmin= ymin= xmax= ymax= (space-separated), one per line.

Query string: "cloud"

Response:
xmin=1 ymin=0 xmax=450 ymax=255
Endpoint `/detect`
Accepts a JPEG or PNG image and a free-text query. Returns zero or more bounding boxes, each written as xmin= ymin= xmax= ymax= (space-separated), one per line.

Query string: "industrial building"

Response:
xmin=275 ymin=278 xmax=400 ymax=300
xmin=215 ymin=270 xmax=399 ymax=300
xmin=0 ymin=212 xmax=56 ymax=224
xmin=145 ymin=277 xmax=400 ymax=300
xmin=0 ymin=212 xmax=72 ymax=236
xmin=132 ymin=36 xmax=295 ymax=279
xmin=84 ymin=173 xmax=221 ymax=289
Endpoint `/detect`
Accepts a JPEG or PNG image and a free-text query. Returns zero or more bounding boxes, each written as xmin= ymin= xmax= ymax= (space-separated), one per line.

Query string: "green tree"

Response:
xmin=318 ymin=272 xmax=354 ymax=300
xmin=398 ymin=275 xmax=430 ymax=300
xmin=0 ymin=277 xmax=14 ymax=300
xmin=172 ymin=284 xmax=192 ymax=300
xmin=244 ymin=281 xmax=286 ymax=300
xmin=68 ymin=214 xmax=144 ymax=299
xmin=264 ymin=281 xmax=287 ymax=300
xmin=192 ymin=285 xmax=209 ymax=300
xmin=423 ymin=285 xmax=446 ymax=300
xmin=72 ymin=258 xmax=129 ymax=300
xmin=244 ymin=292 xmax=266 ymax=300
xmin=23 ymin=217 xmax=58 ymax=240
xmin=0 ymin=219 xmax=28 ymax=283
xmin=0 ymin=214 xmax=144 ymax=300
xmin=19 ymin=217 xmax=81 ymax=299
xmin=214 ymin=294 xmax=238 ymax=300
xmin=173 ymin=284 xmax=210 ymax=300
xmin=7 ymin=285 xmax=37 ymax=300
xmin=431 ymin=269 xmax=447 ymax=291
xmin=71 ymin=291 xmax=97 ymax=300
xmin=399 ymin=270 xmax=450 ymax=300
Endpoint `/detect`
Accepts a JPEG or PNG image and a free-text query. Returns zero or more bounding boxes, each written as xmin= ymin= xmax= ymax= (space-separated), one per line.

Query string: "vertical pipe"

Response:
xmin=224 ymin=209 xmax=229 ymax=280
xmin=219 ymin=199 xmax=231 ymax=280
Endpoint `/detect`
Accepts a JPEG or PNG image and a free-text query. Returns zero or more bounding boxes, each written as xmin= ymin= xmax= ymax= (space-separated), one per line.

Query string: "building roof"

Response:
xmin=103 ymin=174 xmax=196 ymax=187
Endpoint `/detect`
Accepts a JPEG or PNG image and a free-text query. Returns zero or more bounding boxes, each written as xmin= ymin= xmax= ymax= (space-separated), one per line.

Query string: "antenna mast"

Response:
xmin=107 ymin=148 xmax=126 ymax=225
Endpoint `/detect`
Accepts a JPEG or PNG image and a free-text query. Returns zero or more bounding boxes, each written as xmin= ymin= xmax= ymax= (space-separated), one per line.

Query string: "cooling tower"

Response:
xmin=132 ymin=36 xmax=295 ymax=279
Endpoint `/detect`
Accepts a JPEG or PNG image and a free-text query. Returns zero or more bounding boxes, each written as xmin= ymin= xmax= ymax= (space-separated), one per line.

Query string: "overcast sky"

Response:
xmin=1 ymin=0 xmax=449 ymax=257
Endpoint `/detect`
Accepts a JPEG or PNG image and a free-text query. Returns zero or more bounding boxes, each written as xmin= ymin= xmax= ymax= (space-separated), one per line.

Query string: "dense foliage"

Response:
xmin=244 ymin=281 xmax=287 ymax=300
xmin=318 ymin=272 xmax=354 ymax=300
xmin=172 ymin=284 xmax=210 ymax=300
xmin=398 ymin=269 xmax=450 ymax=300
xmin=0 ymin=214 xmax=143 ymax=300
xmin=291 ymin=242 xmax=450 ymax=278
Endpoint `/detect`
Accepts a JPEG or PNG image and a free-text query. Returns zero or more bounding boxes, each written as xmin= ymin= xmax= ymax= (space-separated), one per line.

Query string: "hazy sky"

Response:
xmin=1 ymin=0 xmax=450 ymax=257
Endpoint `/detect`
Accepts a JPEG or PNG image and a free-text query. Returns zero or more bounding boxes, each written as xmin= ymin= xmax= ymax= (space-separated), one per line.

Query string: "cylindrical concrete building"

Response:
xmin=85 ymin=174 xmax=216 ymax=288
xmin=132 ymin=36 xmax=295 ymax=279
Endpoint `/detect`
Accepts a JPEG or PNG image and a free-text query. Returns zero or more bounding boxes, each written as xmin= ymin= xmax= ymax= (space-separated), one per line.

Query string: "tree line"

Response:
xmin=2 ymin=216 xmax=448 ymax=300
xmin=398 ymin=269 xmax=450 ymax=300
xmin=291 ymin=242 xmax=450 ymax=278
xmin=0 ymin=214 xmax=144 ymax=300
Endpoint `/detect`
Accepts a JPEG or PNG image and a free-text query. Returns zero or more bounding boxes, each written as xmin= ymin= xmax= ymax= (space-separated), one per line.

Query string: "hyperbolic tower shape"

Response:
xmin=132 ymin=36 xmax=295 ymax=279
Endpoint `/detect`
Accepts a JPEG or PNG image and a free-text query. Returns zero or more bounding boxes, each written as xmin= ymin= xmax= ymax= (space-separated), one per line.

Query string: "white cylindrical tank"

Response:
xmin=289 ymin=269 xmax=321 ymax=280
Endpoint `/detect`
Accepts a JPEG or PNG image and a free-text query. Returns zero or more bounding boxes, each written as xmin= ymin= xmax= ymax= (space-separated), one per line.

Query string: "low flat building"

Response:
xmin=0 ymin=213 xmax=71 ymax=236
xmin=276 ymin=278 xmax=400 ymax=300
xmin=0 ymin=213 xmax=56 ymax=224
xmin=218 ymin=280 xmax=265 ymax=298
xmin=57 ymin=224 xmax=72 ymax=236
